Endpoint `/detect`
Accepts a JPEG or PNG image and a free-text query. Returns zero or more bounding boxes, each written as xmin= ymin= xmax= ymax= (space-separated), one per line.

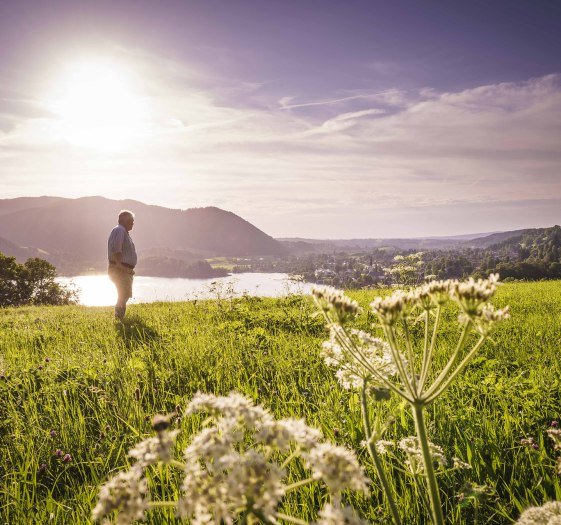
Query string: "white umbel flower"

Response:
xmin=321 ymin=326 xmax=402 ymax=390
xmin=92 ymin=466 xmax=148 ymax=524
xmin=315 ymin=501 xmax=370 ymax=525
xmin=398 ymin=436 xmax=448 ymax=474
xmin=303 ymin=443 xmax=369 ymax=494
xmin=312 ymin=286 xmax=359 ymax=323
xmin=256 ymin=417 xmax=323 ymax=452
xmin=187 ymin=391 xmax=270 ymax=429
xmin=516 ymin=501 xmax=561 ymax=524
xmin=128 ymin=429 xmax=180 ymax=466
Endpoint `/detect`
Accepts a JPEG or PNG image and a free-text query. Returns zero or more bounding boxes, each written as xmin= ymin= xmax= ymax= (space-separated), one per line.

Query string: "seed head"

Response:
xmin=151 ymin=414 xmax=171 ymax=432
xmin=312 ymin=286 xmax=359 ymax=323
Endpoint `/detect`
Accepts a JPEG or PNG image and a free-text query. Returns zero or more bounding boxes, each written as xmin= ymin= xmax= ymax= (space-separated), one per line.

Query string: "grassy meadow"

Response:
xmin=1 ymin=281 xmax=561 ymax=523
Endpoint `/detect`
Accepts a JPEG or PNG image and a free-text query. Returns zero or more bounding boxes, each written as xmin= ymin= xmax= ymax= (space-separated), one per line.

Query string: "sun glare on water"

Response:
xmin=52 ymin=60 xmax=147 ymax=150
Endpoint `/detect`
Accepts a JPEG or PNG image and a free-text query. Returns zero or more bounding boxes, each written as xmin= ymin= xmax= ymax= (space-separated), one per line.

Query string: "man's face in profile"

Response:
xmin=123 ymin=215 xmax=134 ymax=231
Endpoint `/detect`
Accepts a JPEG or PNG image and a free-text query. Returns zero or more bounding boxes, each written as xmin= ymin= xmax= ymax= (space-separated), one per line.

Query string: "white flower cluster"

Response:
xmin=515 ymin=500 xmax=561 ymax=524
xmin=369 ymin=273 xmax=508 ymax=330
xmin=452 ymin=457 xmax=472 ymax=470
xmin=449 ymin=273 xmax=499 ymax=315
xmin=177 ymin=392 xmax=368 ymax=523
xmin=94 ymin=393 xmax=368 ymax=524
xmin=128 ymin=429 xmax=180 ymax=466
xmin=312 ymin=285 xmax=360 ymax=323
xmin=92 ymin=466 xmax=148 ymax=525
xmin=375 ymin=439 xmax=395 ymax=455
xmin=398 ymin=436 xmax=448 ymax=474
xmin=93 ymin=414 xmax=181 ymax=524
xmin=321 ymin=326 xmax=401 ymax=390
xmin=315 ymin=501 xmax=370 ymax=525
xmin=303 ymin=442 xmax=369 ymax=494
xmin=370 ymin=290 xmax=416 ymax=326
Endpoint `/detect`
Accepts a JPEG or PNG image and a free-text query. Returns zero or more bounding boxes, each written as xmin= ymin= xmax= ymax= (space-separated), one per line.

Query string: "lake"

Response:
xmin=56 ymin=272 xmax=314 ymax=306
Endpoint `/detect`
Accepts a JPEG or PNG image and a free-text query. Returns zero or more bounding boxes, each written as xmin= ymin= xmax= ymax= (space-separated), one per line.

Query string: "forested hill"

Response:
xmin=488 ymin=225 xmax=561 ymax=261
xmin=0 ymin=197 xmax=285 ymax=271
xmin=425 ymin=225 xmax=561 ymax=280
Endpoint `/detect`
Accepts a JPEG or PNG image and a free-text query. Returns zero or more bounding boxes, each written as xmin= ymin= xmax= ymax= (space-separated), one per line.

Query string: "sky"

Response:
xmin=1 ymin=0 xmax=560 ymax=238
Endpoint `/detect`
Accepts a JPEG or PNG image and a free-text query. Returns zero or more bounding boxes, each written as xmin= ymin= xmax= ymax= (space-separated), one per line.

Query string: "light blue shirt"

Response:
xmin=108 ymin=225 xmax=137 ymax=267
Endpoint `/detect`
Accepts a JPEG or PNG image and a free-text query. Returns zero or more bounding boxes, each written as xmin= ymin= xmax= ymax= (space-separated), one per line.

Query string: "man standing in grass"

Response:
xmin=108 ymin=210 xmax=137 ymax=320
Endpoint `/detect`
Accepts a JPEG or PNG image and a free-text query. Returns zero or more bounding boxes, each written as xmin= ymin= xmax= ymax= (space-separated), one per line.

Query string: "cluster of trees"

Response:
xmin=0 ymin=253 xmax=77 ymax=307
xmin=137 ymin=256 xmax=229 ymax=279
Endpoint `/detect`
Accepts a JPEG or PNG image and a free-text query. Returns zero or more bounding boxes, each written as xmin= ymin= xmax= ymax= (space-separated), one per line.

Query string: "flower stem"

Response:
xmin=169 ymin=459 xmax=186 ymax=470
xmin=147 ymin=500 xmax=177 ymax=509
xmin=284 ymin=477 xmax=315 ymax=492
xmin=383 ymin=325 xmax=415 ymax=399
xmin=361 ymin=385 xmax=402 ymax=525
xmin=274 ymin=512 xmax=309 ymax=525
xmin=412 ymin=402 xmax=444 ymax=525
xmin=422 ymin=321 xmax=471 ymax=402
xmin=420 ymin=307 xmax=440 ymax=390
xmin=401 ymin=319 xmax=418 ymax=396
xmin=424 ymin=334 xmax=486 ymax=404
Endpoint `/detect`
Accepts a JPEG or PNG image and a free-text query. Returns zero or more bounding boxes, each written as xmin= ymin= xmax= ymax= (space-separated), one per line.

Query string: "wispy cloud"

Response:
xmin=277 ymin=90 xmax=399 ymax=110
xmin=1 ymin=47 xmax=560 ymax=237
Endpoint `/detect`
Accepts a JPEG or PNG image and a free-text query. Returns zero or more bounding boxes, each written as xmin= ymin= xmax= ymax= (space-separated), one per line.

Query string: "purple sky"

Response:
xmin=1 ymin=0 xmax=560 ymax=237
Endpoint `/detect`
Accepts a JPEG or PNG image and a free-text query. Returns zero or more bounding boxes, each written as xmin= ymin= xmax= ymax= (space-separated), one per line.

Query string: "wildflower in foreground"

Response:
xmin=303 ymin=442 xmax=369 ymax=494
xmin=94 ymin=392 xmax=367 ymax=525
xmin=313 ymin=275 xmax=509 ymax=525
xmin=315 ymin=501 xmax=370 ymax=525
xmin=92 ymin=466 xmax=148 ymax=525
xmin=515 ymin=500 xmax=561 ymax=524
xmin=312 ymin=285 xmax=359 ymax=323
xmin=398 ymin=436 xmax=448 ymax=474
xmin=321 ymin=326 xmax=401 ymax=390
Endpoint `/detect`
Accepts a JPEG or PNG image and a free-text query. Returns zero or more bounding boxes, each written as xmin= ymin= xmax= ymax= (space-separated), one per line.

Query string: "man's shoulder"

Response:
xmin=109 ymin=225 xmax=126 ymax=237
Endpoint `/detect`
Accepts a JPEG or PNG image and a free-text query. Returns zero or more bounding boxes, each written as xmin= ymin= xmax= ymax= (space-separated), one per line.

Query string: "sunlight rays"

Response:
xmin=51 ymin=59 xmax=148 ymax=150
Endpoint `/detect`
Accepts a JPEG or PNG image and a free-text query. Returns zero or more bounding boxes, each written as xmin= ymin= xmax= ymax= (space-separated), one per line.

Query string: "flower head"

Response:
xmin=92 ymin=466 xmax=149 ymax=524
xmin=256 ymin=417 xmax=323 ymax=452
xmin=515 ymin=501 xmax=561 ymax=524
xmin=315 ymin=502 xmax=370 ymax=525
xmin=370 ymin=289 xmax=417 ymax=326
xmin=321 ymin=326 xmax=401 ymax=390
xmin=450 ymin=273 xmax=500 ymax=318
xmin=398 ymin=436 xmax=447 ymax=474
xmin=187 ymin=391 xmax=270 ymax=430
xmin=312 ymin=286 xmax=359 ymax=323
xmin=129 ymin=429 xmax=180 ymax=467
xmin=303 ymin=443 xmax=369 ymax=494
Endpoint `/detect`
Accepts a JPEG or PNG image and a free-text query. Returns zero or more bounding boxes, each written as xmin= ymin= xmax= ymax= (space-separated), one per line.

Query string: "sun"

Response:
xmin=53 ymin=60 xmax=147 ymax=150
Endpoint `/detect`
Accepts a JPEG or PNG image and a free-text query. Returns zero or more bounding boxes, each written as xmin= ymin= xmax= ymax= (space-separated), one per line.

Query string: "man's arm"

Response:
xmin=113 ymin=251 xmax=124 ymax=266
xmin=109 ymin=228 xmax=127 ymax=270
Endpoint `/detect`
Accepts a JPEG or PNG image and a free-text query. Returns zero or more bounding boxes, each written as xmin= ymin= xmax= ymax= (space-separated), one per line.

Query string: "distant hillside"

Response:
xmin=460 ymin=229 xmax=530 ymax=249
xmin=0 ymin=197 xmax=285 ymax=273
xmin=0 ymin=235 xmax=53 ymax=263
xmin=487 ymin=225 xmax=561 ymax=260
xmin=279 ymin=230 xmax=517 ymax=253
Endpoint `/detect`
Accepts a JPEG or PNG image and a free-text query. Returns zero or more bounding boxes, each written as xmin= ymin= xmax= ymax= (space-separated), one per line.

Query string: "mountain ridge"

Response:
xmin=0 ymin=196 xmax=284 ymax=273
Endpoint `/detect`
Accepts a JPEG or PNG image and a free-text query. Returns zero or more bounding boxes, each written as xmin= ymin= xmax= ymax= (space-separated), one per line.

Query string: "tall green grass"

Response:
xmin=1 ymin=281 xmax=560 ymax=523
